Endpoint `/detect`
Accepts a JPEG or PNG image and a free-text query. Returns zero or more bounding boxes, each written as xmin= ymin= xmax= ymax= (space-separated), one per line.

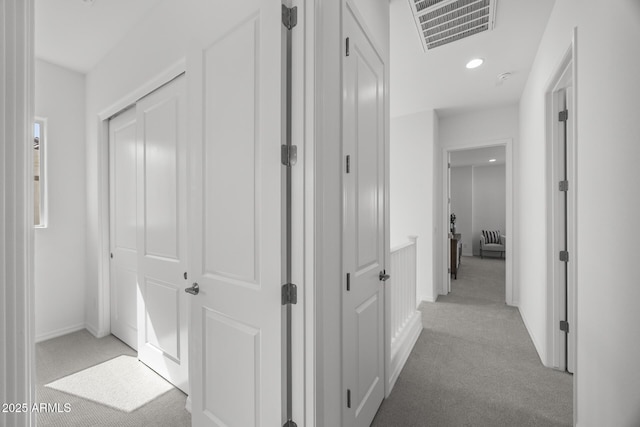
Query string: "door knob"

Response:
xmin=185 ymin=283 xmax=199 ymax=295
xmin=379 ymin=271 xmax=390 ymax=282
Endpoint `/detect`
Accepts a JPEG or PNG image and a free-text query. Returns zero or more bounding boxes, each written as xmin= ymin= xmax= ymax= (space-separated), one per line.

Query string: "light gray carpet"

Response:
xmin=36 ymin=330 xmax=190 ymax=427
xmin=372 ymin=256 xmax=573 ymax=427
xmin=45 ymin=355 xmax=174 ymax=413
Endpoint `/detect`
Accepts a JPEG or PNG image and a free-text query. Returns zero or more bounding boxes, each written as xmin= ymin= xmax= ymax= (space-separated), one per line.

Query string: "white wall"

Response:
xmin=34 ymin=59 xmax=86 ymax=341
xmin=450 ymin=166 xmax=472 ymax=255
xmin=519 ymin=0 xmax=640 ymax=424
xmin=438 ymin=104 xmax=519 ymax=147
xmin=390 ymin=110 xmax=436 ymax=302
xmin=472 ymin=164 xmax=505 ymax=256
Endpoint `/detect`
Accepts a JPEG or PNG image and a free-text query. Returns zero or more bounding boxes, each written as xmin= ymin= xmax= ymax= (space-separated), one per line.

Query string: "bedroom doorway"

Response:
xmin=442 ymin=140 xmax=514 ymax=305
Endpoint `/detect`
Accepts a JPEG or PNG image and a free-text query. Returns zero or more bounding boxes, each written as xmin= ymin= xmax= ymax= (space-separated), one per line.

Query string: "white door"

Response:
xmin=135 ymin=76 xmax=189 ymax=393
xmin=186 ymin=1 xmax=283 ymax=426
xmin=109 ymin=107 xmax=138 ymax=350
xmin=343 ymin=6 xmax=386 ymax=427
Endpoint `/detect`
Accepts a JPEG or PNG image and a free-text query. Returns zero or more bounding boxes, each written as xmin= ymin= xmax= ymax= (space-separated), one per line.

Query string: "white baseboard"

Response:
xmin=85 ymin=322 xmax=99 ymax=338
xmin=387 ymin=311 xmax=423 ymax=396
xmin=35 ymin=323 xmax=85 ymax=343
xmin=518 ymin=307 xmax=546 ymax=366
xmin=86 ymin=322 xmax=110 ymax=339
xmin=421 ymin=295 xmax=437 ymax=303
xmin=185 ymin=396 xmax=192 ymax=413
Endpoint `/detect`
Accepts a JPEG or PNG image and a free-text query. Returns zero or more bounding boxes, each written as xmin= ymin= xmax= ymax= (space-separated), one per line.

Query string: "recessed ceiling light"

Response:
xmin=466 ymin=58 xmax=484 ymax=69
xmin=489 ymin=158 xmax=497 ymax=162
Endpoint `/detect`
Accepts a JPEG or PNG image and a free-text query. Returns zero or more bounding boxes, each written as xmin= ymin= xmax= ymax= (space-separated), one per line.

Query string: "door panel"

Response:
xmin=202 ymin=309 xmax=259 ymax=427
xmin=187 ymin=2 xmax=282 ymax=426
xmin=343 ymin=6 xmax=386 ymax=427
xmin=143 ymin=278 xmax=181 ymax=361
xmin=356 ymin=294 xmax=381 ymax=407
xmin=142 ymin=96 xmax=180 ymax=260
xmin=136 ymin=75 xmax=189 ymax=393
xmin=109 ymin=108 xmax=138 ymax=350
xmin=202 ymin=18 xmax=259 ymax=284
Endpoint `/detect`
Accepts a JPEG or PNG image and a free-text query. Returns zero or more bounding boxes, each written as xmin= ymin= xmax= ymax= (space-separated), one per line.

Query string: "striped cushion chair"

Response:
xmin=480 ymin=230 xmax=505 ymax=259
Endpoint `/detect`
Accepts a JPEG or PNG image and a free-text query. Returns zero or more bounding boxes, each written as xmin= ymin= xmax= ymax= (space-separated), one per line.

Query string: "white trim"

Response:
xmin=441 ymin=138 xmax=515 ymax=306
xmin=544 ymin=27 xmax=578 ymax=425
xmin=302 ymin=1 xmax=317 ymax=425
xmin=1 ymin=1 xmax=36 ymax=425
xmin=387 ymin=311 xmax=422 ymax=395
xmin=33 ymin=117 xmax=48 ymax=228
xmin=421 ymin=296 xmax=437 ymax=303
xmin=95 ymin=60 xmax=187 ymax=338
xmin=544 ymin=35 xmax=575 ymax=370
xmin=519 ymin=305 xmax=546 ymax=363
xmin=97 ymin=58 xmax=186 ymax=121
xmin=85 ymin=321 xmax=100 ymax=338
xmin=35 ymin=324 xmax=86 ymax=343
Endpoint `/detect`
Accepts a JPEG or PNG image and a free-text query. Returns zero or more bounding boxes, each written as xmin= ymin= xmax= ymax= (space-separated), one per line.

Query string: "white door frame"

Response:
xmin=441 ymin=139 xmax=515 ymax=306
xmin=0 ymin=1 xmax=36 ymax=424
xmin=545 ymin=30 xmax=577 ymax=381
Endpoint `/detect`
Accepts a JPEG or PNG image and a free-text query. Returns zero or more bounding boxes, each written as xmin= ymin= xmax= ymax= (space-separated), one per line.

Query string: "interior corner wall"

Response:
xmin=519 ymin=0 xmax=640 ymax=424
xmin=34 ymin=59 xmax=86 ymax=342
xmin=390 ymin=110 xmax=436 ymax=303
xmin=472 ymin=164 xmax=506 ymax=256
xmin=450 ymin=166 xmax=472 ymax=255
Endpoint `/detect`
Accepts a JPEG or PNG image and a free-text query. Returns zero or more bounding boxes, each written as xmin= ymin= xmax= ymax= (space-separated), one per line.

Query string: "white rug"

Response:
xmin=45 ymin=355 xmax=173 ymax=413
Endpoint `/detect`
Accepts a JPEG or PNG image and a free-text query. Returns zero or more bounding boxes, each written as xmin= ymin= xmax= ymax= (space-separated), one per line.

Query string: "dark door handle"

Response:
xmin=379 ymin=271 xmax=390 ymax=282
xmin=185 ymin=283 xmax=199 ymax=295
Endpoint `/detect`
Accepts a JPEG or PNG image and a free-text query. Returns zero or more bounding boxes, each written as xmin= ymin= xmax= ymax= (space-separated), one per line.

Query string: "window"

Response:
xmin=34 ymin=120 xmax=46 ymax=227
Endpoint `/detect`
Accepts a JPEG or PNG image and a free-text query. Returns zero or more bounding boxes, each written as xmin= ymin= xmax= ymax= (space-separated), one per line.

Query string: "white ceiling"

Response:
xmin=35 ymin=0 xmax=163 ymax=73
xmin=391 ymin=0 xmax=556 ymax=117
xmin=450 ymin=146 xmax=505 ymax=167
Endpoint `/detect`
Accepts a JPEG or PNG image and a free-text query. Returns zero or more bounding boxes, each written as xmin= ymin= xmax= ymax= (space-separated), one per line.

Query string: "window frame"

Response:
xmin=34 ymin=117 xmax=47 ymax=228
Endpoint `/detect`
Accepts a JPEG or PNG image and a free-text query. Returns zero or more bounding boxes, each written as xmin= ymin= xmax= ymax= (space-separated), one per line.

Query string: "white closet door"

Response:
xmin=136 ymin=75 xmax=189 ymax=393
xmin=342 ymin=5 xmax=386 ymax=427
xmin=186 ymin=1 xmax=283 ymax=425
xmin=109 ymin=107 xmax=138 ymax=350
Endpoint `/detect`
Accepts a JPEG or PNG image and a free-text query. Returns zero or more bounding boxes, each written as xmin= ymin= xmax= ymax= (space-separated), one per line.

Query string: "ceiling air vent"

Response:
xmin=409 ymin=0 xmax=497 ymax=51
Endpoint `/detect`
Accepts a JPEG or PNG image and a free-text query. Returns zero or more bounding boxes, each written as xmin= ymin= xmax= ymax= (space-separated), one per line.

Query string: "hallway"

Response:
xmin=372 ymin=256 xmax=572 ymax=426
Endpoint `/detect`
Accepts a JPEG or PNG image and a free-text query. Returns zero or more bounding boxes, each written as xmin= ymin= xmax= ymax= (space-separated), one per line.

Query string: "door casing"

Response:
xmin=441 ymin=139 xmax=515 ymax=305
xmin=545 ymin=34 xmax=577 ymax=378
